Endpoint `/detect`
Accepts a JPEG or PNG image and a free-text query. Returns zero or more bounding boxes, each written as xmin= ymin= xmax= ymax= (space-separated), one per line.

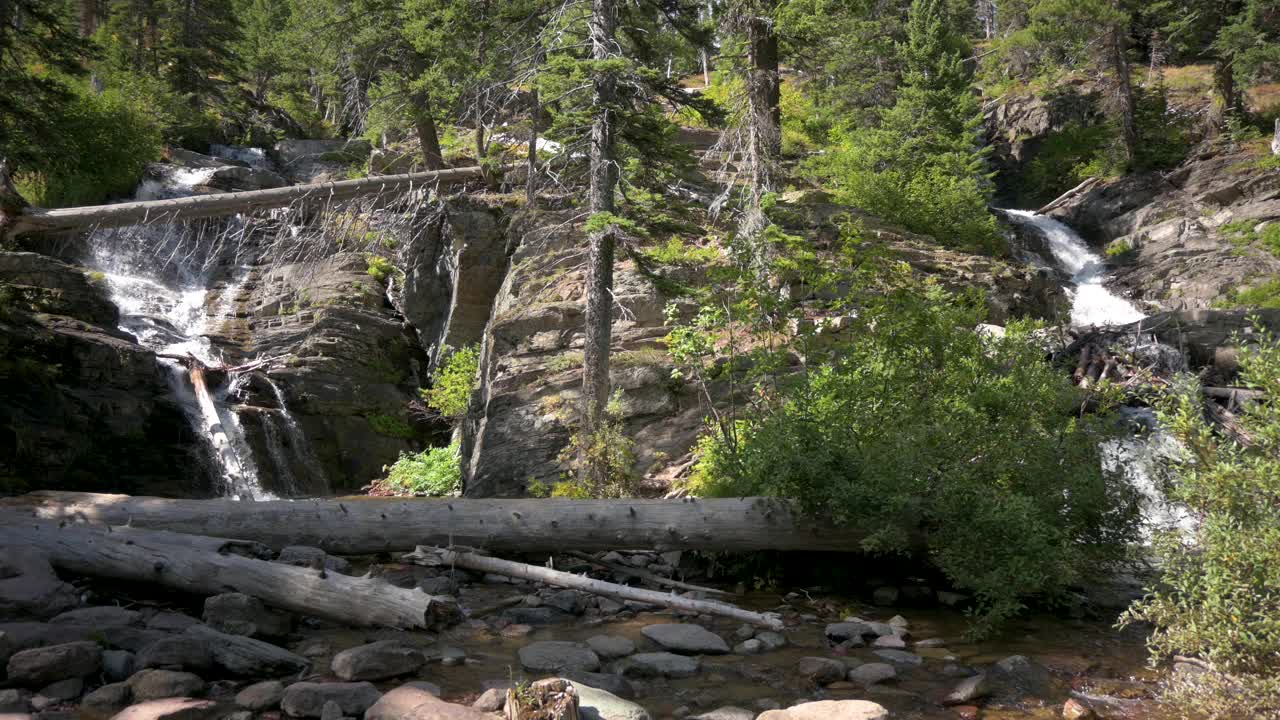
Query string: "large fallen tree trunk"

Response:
xmin=1 ymin=491 xmax=882 ymax=554
xmin=0 ymin=520 xmax=459 ymax=629
xmin=2 ymin=165 xmax=504 ymax=240
xmin=406 ymin=547 xmax=784 ymax=630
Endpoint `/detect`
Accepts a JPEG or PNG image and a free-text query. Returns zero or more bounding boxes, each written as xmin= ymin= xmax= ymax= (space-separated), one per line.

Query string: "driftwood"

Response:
xmin=2 ymin=165 xmax=506 ymax=240
xmin=565 ymin=550 xmax=731 ymax=597
xmin=2 ymin=491 xmax=879 ymax=554
xmin=0 ymin=520 xmax=459 ymax=630
xmin=406 ymin=546 xmax=785 ymax=630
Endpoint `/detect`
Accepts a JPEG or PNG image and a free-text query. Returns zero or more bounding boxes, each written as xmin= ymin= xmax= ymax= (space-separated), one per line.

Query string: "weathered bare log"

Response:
xmin=565 ymin=550 xmax=731 ymax=597
xmin=0 ymin=520 xmax=458 ymax=629
xmin=2 ymin=491 xmax=877 ymax=554
xmin=1201 ymin=386 xmax=1265 ymax=404
xmin=3 ymin=165 xmax=505 ymax=240
xmin=189 ymin=365 xmax=254 ymax=494
xmin=407 ymin=547 xmax=784 ymax=630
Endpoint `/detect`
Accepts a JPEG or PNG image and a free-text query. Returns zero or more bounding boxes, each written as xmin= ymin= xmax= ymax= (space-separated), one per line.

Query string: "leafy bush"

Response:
xmin=365 ymin=255 xmax=399 ymax=283
xmin=367 ymin=413 xmax=416 ymax=440
xmin=557 ymin=392 xmax=639 ymax=498
xmin=382 ymin=442 xmax=461 ymax=496
xmin=1121 ymin=335 xmax=1280 ymax=715
xmin=421 ymin=345 xmax=480 ymax=420
xmin=1021 ymin=122 xmax=1123 ymax=206
xmin=688 ymin=288 xmax=1141 ymax=634
xmin=1223 ymin=279 xmax=1280 ymax=309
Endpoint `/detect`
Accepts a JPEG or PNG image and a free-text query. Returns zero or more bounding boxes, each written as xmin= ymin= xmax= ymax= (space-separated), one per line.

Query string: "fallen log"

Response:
xmin=189 ymin=365 xmax=255 ymax=496
xmin=1 ymin=491 xmax=880 ymax=554
xmin=406 ymin=547 xmax=784 ymax=630
xmin=0 ymin=520 xmax=459 ymax=629
xmin=565 ymin=550 xmax=732 ymax=597
xmin=2 ymin=165 xmax=508 ymax=240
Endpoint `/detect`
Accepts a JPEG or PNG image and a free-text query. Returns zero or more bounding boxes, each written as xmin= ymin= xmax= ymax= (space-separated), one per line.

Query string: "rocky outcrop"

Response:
xmin=0 ymin=252 xmax=209 ymax=496
xmin=1045 ymin=146 xmax=1280 ymax=309
xmin=984 ymin=80 xmax=1104 ymax=201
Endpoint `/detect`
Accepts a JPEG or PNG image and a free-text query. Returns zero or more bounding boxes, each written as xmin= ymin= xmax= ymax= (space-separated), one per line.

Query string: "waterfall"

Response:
xmin=1003 ymin=210 xmax=1145 ymax=327
xmin=89 ymin=165 xmax=272 ymax=500
xmin=264 ymin=376 xmax=328 ymax=495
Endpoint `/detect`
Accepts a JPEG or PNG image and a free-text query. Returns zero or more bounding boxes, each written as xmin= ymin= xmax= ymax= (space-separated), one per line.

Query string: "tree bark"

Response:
xmin=414 ymin=106 xmax=445 ymax=171
xmin=1 ymin=491 xmax=888 ymax=555
xmin=1109 ymin=21 xmax=1137 ymax=165
xmin=746 ymin=13 xmax=781 ymax=203
xmin=1210 ymin=54 xmax=1242 ymax=134
xmin=78 ymin=0 xmax=98 ymax=37
xmin=5 ymin=165 xmax=493 ymax=240
xmin=406 ymin=547 xmax=784 ymax=629
xmin=582 ymin=0 xmax=620 ymax=483
xmin=0 ymin=520 xmax=460 ymax=629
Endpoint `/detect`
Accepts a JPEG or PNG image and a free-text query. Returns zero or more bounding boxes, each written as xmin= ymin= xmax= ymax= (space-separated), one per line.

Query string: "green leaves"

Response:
xmin=382 ymin=442 xmax=461 ymax=495
xmin=422 ymin=344 xmax=481 ymax=420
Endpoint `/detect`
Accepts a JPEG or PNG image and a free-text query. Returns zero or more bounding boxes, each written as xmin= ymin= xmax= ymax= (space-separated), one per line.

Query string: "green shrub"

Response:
xmin=1224 ymin=279 xmax=1280 ymax=309
xmin=367 ymin=413 xmax=416 ymax=440
xmin=382 ymin=442 xmax=461 ymax=496
xmin=421 ymin=344 xmax=480 ymax=420
xmin=1021 ymin=122 xmax=1122 ymax=206
xmin=641 ymin=237 xmax=720 ymax=267
xmin=1105 ymin=239 xmax=1134 ymax=258
xmin=688 ymin=288 xmax=1140 ymax=634
xmin=1121 ymin=335 xmax=1280 ymax=714
xmin=365 ymin=255 xmax=399 ymax=283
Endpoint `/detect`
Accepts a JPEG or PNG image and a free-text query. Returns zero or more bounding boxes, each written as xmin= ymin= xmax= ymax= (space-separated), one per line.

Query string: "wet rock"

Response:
xmin=937 ymin=591 xmax=967 ymax=607
xmin=127 ymin=670 xmax=205 ymax=701
xmin=36 ymin=678 xmax=83 ymax=703
xmin=641 ymin=624 xmax=728 ymax=656
xmin=797 ymin=657 xmax=845 ymax=685
xmin=364 ymin=683 xmax=491 ymax=720
xmin=184 ymin=626 xmax=308 ymax=677
xmin=50 ymin=608 xmax=141 ymax=628
xmin=871 ymin=587 xmax=898 ymax=606
xmin=596 ymin=598 xmax=625 ymax=615
xmin=318 ymin=700 xmax=342 ymax=720
xmin=401 ymin=682 xmax=441 ymax=697
xmin=417 ymin=577 xmax=458 ymax=596
xmin=330 ymin=640 xmax=425 ymax=681
xmin=102 ymin=651 xmax=136 ymax=682
xmin=81 ymin=683 xmax=132 ymax=718
xmin=756 ymin=699 xmax=889 ymax=720
xmin=6 ymin=641 xmax=101 ymax=687
xmin=544 ymin=590 xmax=586 ymax=615
xmin=586 ymin=635 xmax=635 ymax=660
xmin=0 ymin=689 xmax=32 ymax=713
xmin=202 ymin=594 xmax=292 ymax=639
xmin=109 ymin=698 xmax=225 ymax=720
xmin=619 ymin=653 xmax=699 ymax=679
xmin=235 ymin=681 xmax=284 ymax=711
xmin=871 ymin=649 xmax=922 ymax=667
xmin=754 ymin=631 xmax=787 ymax=651
xmin=143 ymin=614 xmax=200 ymax=634
xmin=732 ymin=639 xmax=762 ymax=655
xmin=436 ymin=646 xmax=466 ymax=667
xmin=471 ymin=688 xmax=505 ymax=712
xmin=943 ymin=673 xmax=991 ymax=705
xmin=280 ymin=682 xmax=381 ymax=718
xmin=848 ymin=663 xmax=896 ymax=686
xmin=518 ymin=641 xmax=601 ymax=674
xmin=989 ymin=655 xmax=1056 ymax=702
xmin=0 ymin=548 xmax=78 ymax=620
xmin=275 ymin=547 xmax=352 ymax=575
xmin=914 ymin=638 xmax=946 ymax=649
xmin=733 ymin=625 xmax=754 ymax=642
xmin=689 ymin=707 xmax=753 ymax=720
xmin=824 ymin=622 xmax=872 ymax=644
xmin=573 ymin=682 xmax=651 ymax=720
xmin=1063 ymin=698 xmax=1096 ymax=720
xmin=871 ymin=636 xmax=905 ymax=649
xmin=500 ymin=624 xmax=533 ymax=639
xmin=136 ymin=637 xmax=213 ymax=673
xmin=502 ymin=607 xmax=571 ymax=626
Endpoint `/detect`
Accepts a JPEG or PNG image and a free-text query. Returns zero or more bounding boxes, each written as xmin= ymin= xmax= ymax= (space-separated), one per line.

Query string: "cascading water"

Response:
xmin=89 ymin=168 xmax=272 ymax=500
xmin=1004 ymin=210 xmax=1145 ymax=327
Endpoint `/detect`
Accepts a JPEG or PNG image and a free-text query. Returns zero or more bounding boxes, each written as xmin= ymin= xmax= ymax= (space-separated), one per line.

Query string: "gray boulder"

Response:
xmin=572 ymin=682 xmax=651 ymax=720
xmin=0 ymin=548 xmax=78 ymax=620
xmin=796 ymin=657 xmax=845 ymax=685
xmin=136 ymin=636 xmax=214 ymax=673
xmin=989 ymin=655 xmax=1058 ymax=702
xmin=0 ymin=688 xmax=32 ymax=713
xmin=585 ymin=635 xmax=635 ymax=660
xmin=872 ymin=649 xmax=922 ymax=667
xmin=618 ymin=652 xmax=699 ymax=679
xmin=81 ymin=682 xmax=133 ymax=719
xmin=36 ymin=677 xmax=84 ymax=702
xmin=235 ymin=681 xmax=285 ymax=711
xmin=364 ymin=683 xmax=491 ymax=720
xmin=639 ymin=624 xmax=728 ymax=655
xmin=690 ymin=708 xmax=754 ymax=720
xmin=280 ymin=682 xmax=381 ymax=718
xmin=518 ymin=641 xmax=600 ymax=674
xmin=202 ymin=594 xmax=292 ymax=639
xmin=756 ymin=700 xmax=889 ymax=720
xmin=848 ymin=663 xmax=896 ymax=686
xmin=109 ymin=698 xmax=226 ymax=720
xmin=144 ymin=614 xmax=200 ymax=634
xmin=50 ymin=607 xmax=141 ymax=628
xmin=6 ymin=641 xmax=101 ymax=687
xmin=331 ymin=640 xmax=426 ymax=681
xmin=184 ymin=626 xmax=308 ymax=677
xmin=943 ymin=673 xmax=991 ymax=705
xmin=127 ymin=670 xmax=206 ymax=701
xmin=823 ymin=622 xmax=872 ymax=644
xmin=561 ymin=671 xmax=634 ymax=700
xmin=102 ymin=650 xmax=136 ymax=682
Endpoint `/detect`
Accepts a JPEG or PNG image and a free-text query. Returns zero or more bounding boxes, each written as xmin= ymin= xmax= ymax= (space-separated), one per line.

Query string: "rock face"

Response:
xmin=983 ymin=80 xmax=1104 ymax=203
xmin=0 ymin=252 xmax=206 ymax=496
xmin=1044 ymin=149 xmax=1280 ymax=311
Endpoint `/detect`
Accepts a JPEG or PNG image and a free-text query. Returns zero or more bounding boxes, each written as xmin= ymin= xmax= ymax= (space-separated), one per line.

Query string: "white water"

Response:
xmin=1003 ymin=210 xmax=1145 ymax=327
xmin=91 ymin=167 xmax=271 ymax=500
xmin=263 ymin=377 xmax=328 ymax=494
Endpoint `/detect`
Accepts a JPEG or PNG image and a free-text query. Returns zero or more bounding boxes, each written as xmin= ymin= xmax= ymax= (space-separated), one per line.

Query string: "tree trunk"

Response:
xmin=526 ymin=84 xmax=541 ymax=207
xmin=1109 ymin=22 xmax=1137 ymax=166
xmin=0 ymin=520 xmax=460 ymax=629
xmin=415 ymin=107 xmax=445 ymax=171
xmin=406 ymin=547 xmax=784 ymax=629
xmin=5 ymin=165 xmax=492 ymax=240
xmin=746 ymin=13 xmax=781 ymax=203
xmin=1210 ymin=54 xmax=1242 ymax=134
xmin=2 ymin=491 xmax=891 ymax=554
xmin=78 ymin=0 xmax=98 ymax=37
xmin=582 ymin=0 xmax=620 ymax=484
